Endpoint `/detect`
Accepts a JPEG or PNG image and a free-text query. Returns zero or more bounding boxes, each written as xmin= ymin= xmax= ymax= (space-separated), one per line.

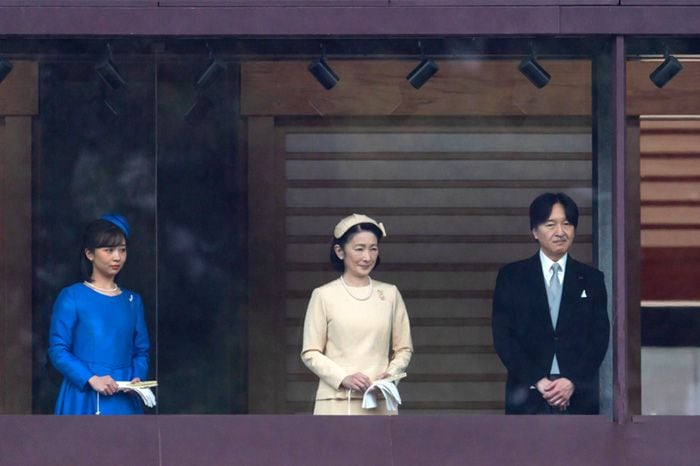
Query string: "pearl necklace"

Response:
xmin=339 ymin=275 xmax=373 ymax=301
xmin=83 ymin=281 xmax=119 ymax=293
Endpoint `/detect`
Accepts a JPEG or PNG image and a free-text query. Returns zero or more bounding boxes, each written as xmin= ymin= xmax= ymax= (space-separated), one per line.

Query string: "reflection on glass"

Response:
xmin=640 ymin=117 xmax=700 ymax=415
xmin=0 ymin=38 xmax=600 ymax=414
xmin=49 ymin=215 xmax=151 ymax=415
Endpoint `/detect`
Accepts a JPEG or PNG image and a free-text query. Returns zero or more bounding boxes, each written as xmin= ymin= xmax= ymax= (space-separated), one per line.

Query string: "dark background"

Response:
xmin=30 ymin=51 xmax=247 ymax=414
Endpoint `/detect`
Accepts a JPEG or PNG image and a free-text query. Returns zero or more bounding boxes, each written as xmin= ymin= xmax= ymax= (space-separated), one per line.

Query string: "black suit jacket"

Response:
xmin=491 ymin=253 xmax=610 ymax=414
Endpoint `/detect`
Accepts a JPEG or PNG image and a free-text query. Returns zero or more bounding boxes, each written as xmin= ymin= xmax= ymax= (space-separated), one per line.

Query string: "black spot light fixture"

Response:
xmin=308 ymin=44 xmax=339 ymax=90
xmin=0 ymin=56 xmax=13 ymax=84
xmin=183 ymin=44 xmax=226 ymax=124
xmin=195 ymin=44 xmax=227 ymax=91
xmin=406 ymin=41 xmax=438 ymax=89
xmin=650 ymin=48 xmax=683 ymax=88
xmin=95 ymin=44 xmax=126 ymax=91
xmin=519 ymin=45 xmax=550 ymax=89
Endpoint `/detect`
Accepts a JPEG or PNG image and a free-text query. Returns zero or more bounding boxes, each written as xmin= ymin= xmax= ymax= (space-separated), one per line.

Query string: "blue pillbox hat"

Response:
xmin=100 ymin=213 xmax=129 ymax=238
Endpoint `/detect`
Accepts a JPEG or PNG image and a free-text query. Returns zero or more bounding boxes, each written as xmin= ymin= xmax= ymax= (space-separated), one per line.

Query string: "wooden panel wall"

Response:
xmin=242 ymin=60 xmax=700 ymax=119
xmin=627 ymin=61 xmax=700 ymax=116
xmin=0 ymin=61 xmax=37 ymax=414
xmin=241 ymin=60 xmax=591 ymax=117
xmin=0 ymin=61 xmax=38 ymax=117
xmin=640 ymin=118 xmax=700 ymax=301
xmin=280 ymin=117 xmax=593 ymax=414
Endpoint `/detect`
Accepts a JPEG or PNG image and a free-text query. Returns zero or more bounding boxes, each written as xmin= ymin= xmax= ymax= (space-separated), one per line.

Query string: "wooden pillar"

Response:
xmin=0 ymin=60 xmax=37 ymax=414
xmin=612 ymin=38 xmax=642 ymax=421
xmin=247 ymin=117 xmax=287 ymax=413
xmin=622 ymin=115 xmax=642 ymax=418
xmin=0 ymin=117 xmax=33 ymax=413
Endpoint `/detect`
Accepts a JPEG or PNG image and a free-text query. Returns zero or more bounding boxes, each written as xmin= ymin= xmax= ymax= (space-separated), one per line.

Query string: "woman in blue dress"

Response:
xmin=49 ymin=213 xmax=150 ymax=415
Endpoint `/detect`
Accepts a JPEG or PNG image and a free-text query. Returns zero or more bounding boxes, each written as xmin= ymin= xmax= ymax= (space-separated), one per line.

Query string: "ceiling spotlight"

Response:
xmin=196 ymin=44 xmax=227 ymax=91
xmin=308 ymin=45 xmax=339 ymax=90
xmin=406 ymin=41 xmax=438 ymax=89
xmin=650 ymin=49 xmax=683 ymax=88
xmin=195 ymin=59 xmax=226 ymax=91
xmin=0 ymin=57 xmax=13 ymax=84
xmin=95 ymin=44 xmax=126 ymax=91
xmin=519 ymin=53 xmax=550 ymax=89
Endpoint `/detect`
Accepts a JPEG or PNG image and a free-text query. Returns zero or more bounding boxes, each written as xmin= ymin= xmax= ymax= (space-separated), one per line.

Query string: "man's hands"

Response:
xmin=536 ymin=377 xmax=575 ymax=411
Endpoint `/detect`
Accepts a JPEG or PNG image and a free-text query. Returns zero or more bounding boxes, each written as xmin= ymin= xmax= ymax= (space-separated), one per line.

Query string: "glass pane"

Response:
xmin=628 ymin=38 xmax=700 ymax=415
xmin=0 ymin=37 xmax=607 ymax=415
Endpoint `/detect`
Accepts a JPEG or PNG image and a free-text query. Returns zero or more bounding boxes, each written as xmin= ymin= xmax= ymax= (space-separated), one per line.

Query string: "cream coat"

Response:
xmin=301 ymin=278 xmax=413 ymax=403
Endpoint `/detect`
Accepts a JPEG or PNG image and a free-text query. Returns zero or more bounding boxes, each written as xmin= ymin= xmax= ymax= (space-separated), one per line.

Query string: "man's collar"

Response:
xmin=539 ymin=250 xmax=568 ymax=271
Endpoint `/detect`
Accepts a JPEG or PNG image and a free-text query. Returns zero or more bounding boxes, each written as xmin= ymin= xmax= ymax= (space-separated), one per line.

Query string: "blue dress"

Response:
xmin=48 ymin=283 xmax=150 ymax=415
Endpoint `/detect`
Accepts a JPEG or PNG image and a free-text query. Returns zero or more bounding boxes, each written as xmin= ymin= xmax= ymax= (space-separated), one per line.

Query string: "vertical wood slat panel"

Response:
xmin=283 ymin=117 xmax=593 ymax=414
xmin=0 ymin=117 xmax=33 ymax=413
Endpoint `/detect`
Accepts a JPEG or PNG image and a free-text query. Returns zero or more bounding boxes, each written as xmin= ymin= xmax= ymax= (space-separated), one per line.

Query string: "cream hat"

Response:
xmin=333 ymin=213 xmax=387 ymax=239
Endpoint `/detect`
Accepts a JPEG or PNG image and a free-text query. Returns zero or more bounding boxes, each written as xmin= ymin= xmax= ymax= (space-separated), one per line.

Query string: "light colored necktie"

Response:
xmin=547 ymin=263 xmax=562 ymax=328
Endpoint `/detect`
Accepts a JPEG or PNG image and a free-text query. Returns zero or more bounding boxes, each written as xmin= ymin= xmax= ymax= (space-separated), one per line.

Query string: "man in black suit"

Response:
xmin=492 ymin=192 xmax=610 ymax=414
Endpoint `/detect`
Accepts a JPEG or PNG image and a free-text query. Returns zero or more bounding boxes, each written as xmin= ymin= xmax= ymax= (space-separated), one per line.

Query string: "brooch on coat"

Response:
xmin=377 ymin=289 xmax=385 ymax=301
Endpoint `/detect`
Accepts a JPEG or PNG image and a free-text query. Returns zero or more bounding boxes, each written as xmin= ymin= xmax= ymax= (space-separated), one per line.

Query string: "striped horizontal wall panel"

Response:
xmin=642 ymin=160 xmax=700 ymax=177
xmin=286 ymin=133 xmax=591 ymax=153
xmin=283 ymin=117 xmax=593 ymax=414
xmin=642 ymin=207 xmax=700 ymax=225
xmin=287 ymin=325 xmax=494 ymax=347
xmin=286 ymin=242 xmax=593 ymax=265
xmin=287 ymin=188 xmax=592 ymax=208
xmin=286 ymin=298 xmax=493 ymax=319
xmin=286 ymin=381 xmax=504 ymax=403
xmin=641 ymin=183 xmax=700 ymax=202
xmin=642 ymin=231 xmax=700 ymax=248
xmin=287 ymin=160 xmax=592 ymax=181
xmin=640 ymin=118 xmax=700 ymax=300
xmin=289 ymin=214 xmax=594 ymax=231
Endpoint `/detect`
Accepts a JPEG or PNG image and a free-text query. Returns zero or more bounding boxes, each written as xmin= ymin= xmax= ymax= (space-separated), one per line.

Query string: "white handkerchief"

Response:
xmin=116 ymin=381 xmax=157 ymax=408
xmin=361 ymin=379 xmax=402 ymax=412
xmin=581 ymin=290 xmax=588 ymax=298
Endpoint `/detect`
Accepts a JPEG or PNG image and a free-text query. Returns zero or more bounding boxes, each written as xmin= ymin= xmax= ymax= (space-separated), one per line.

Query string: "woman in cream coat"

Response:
xmin=301 ymin=214 xmax=413 ymax=415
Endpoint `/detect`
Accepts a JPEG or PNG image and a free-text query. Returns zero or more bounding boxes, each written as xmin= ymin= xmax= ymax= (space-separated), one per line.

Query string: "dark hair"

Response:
xmin=80 ymin=219 xmax=129 ymax=281
xmin=529 ymin=192 xmax=579 ymax=230
xmin=329 ymin=223 xmax=383 ymax=272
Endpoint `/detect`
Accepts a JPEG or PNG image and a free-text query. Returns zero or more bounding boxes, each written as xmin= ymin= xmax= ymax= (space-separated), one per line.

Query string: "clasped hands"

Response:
xmin=88 ymin=375 xmax=141 ymax=396
xmin=536 ymin=377 xmax=574 ymax=411
xmin=341 ymin=372 xmax=389 ymax=393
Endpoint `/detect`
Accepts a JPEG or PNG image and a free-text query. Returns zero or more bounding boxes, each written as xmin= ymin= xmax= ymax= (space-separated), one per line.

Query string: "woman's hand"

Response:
xmin=88 ymin=375 xmax=118 ymax=396
xmin=341 ymin=372 xmax=372 ymax=392
xmin=122 ymin=377 xmax=142 ymax=394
